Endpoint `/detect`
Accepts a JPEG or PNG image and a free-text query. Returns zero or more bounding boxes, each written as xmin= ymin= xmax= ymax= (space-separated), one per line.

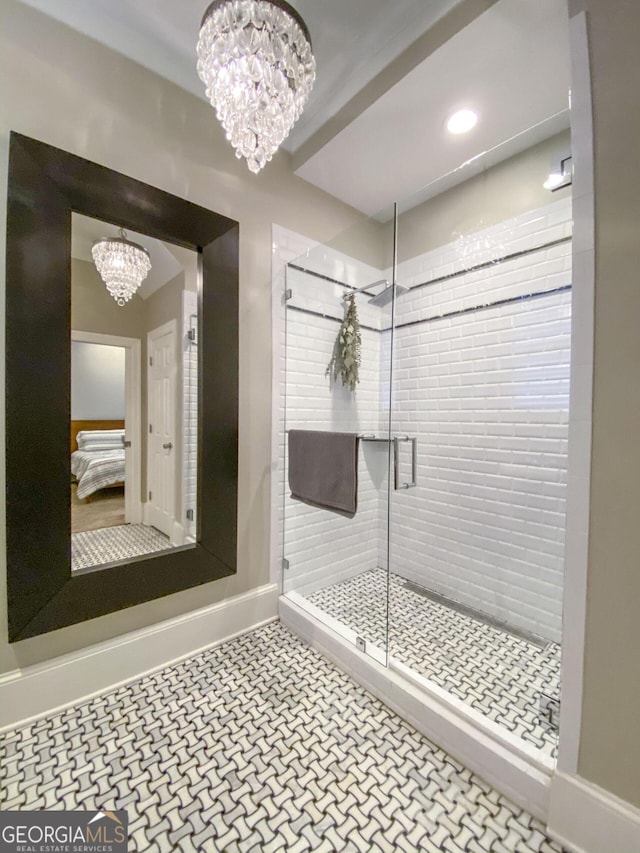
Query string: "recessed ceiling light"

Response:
xmin=446 ymin=109 xmax=478 ymax=135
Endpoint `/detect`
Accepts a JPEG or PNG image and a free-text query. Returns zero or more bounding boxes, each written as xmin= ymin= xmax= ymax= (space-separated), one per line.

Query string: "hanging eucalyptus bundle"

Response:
xmin=326 ymin=293 xmax=362 ymax=392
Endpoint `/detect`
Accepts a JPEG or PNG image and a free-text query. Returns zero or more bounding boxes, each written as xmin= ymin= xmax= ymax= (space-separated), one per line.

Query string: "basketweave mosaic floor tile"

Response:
xmin=0 ymin=622 xmax=567 ymax=853
xmin=71 ymin=523 xmax=172 ymax=572
xmin=306 ymin=569 xmax=561 ymax=757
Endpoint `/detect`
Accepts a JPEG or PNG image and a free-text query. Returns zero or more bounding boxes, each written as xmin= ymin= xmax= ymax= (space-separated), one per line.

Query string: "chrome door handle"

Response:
xmin=163 ymin=442 xmax=173 ymax=450
xmin=393 ymin=436 xmax=417 ymax=490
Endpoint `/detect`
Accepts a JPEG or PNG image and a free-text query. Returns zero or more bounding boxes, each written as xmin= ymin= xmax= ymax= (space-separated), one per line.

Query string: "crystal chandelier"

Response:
xmin=91 ymin=229 xmax=151 ymax=306
xmin=197 ymin=0 xmax=316 ymax=174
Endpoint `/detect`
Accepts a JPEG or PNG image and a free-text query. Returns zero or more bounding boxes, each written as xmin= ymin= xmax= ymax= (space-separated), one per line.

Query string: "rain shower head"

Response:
xmin=343 ymin=279 xmax=409 ymax=308
xmin=368 ymin=281 xmax=409 ymax=308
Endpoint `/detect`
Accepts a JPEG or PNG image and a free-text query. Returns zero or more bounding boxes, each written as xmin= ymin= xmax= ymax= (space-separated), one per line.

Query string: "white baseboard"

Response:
xmin=124 ymin=498 xmax=143 ymax=526
xmin=172 ymin=520 xmax=185 ymax=546
xmin=548 ymin=771 xmax=640 ymax=853
xmin=0 ymin=583 xmax=279 ymax=732
xmin=280 ymin=595 xmax=553 ymax=822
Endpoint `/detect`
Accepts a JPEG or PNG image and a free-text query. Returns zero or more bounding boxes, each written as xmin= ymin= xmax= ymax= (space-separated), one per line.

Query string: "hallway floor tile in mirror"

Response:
xmin=306 ymin=569 xmax=561 ymax=757
xmin=0 ymin=623 xmax=566 ymax=853
xmin=71 ymin=523 xmax=172 ymax=572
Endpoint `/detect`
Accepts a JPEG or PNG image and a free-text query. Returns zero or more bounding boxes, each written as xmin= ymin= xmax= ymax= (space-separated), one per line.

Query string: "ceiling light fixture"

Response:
xmin=197 ymin=0 xmax=316 ymax=174
xmin=91 ymin=229 xmax=151 ymax=306
xmin=446 ymin=108 xmax=478 ymax=135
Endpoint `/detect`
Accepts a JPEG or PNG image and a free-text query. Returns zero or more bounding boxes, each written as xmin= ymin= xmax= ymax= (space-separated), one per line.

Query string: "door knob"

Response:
xmin=163 ymin=442 xmax=173 ymax=450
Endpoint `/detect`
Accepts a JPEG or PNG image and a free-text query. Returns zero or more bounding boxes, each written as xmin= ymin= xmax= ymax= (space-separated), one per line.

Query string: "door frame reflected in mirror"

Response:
xmin=70 ymin=329 xmax=143 ymax=541
xmin=5 ymin=132 xmax=239 ymax=641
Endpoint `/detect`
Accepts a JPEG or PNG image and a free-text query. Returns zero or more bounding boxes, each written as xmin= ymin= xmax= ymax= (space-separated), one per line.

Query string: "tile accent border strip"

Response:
xmin=0 ymin=583 xmax=279 ymax=731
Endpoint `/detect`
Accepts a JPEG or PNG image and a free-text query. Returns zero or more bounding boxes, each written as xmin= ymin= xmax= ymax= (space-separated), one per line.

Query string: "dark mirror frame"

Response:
xmin=5 ymin=132 xmax=239 ymax=642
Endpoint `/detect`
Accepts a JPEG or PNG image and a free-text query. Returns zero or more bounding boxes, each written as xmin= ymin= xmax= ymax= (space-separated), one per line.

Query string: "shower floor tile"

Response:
xmin=0 ymin=622 xmax=567 ymax=853
xmin=306 ymin=569 xmax=561 ymax=757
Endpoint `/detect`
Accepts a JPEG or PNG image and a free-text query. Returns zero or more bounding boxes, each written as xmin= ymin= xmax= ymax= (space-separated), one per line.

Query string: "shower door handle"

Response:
xmin=393 ymin=436 xmax=417 ymax=490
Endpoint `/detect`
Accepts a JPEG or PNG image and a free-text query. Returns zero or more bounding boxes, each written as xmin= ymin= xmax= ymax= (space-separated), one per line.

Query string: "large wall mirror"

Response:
xmin=5 ymin=133 xmax=239 ymax=641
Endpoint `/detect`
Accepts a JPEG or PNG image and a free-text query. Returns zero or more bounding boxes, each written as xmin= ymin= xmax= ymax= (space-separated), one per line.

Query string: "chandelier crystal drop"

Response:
xmin=91 ymin=230 xmax=151 ymax=306
xmin=197 ymin=0 xmax=316 ymax=174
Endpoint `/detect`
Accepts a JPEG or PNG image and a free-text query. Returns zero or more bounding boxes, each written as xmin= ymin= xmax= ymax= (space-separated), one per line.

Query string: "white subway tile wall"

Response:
xmin=182 ymin=290 xmax=198 ymax=541
xmin=282 ymin=255 xmax=389 ymax=599
xmin=387 ymin=200 xmax=571 ymax=643
xmin=276 ymin=197 xmax=572 ymax=644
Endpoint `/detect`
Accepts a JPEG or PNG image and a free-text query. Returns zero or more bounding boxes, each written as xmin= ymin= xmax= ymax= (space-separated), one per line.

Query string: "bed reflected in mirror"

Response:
xmin=70 ymin=213 xmax=199 ymax=573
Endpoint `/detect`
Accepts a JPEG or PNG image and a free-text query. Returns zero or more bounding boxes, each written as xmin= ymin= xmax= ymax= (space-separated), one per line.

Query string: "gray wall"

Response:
xmin=395 ymin=131 xmax=572 ymax=263
xmin=71 ymin=342 xmax=125 ymax=420
xmin=568 ymin=0 xmax=640 ymax=810
xmin=71 ymin=258 xmax=147 ymax=338
xmin=0 ymin=0 xmax=366 ymax=672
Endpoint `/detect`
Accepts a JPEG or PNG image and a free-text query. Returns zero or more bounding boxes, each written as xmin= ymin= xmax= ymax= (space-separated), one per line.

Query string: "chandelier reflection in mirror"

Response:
xmin=91 ymin=229 xmax=152 ymax=306
xmin=197 ymin=0 xmax=316 ymax=174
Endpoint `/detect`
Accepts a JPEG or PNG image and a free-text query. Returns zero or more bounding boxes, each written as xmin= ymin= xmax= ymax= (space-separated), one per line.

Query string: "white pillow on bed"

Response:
xmin=77 ymin=429 xmax=125 ymax=451
xmin=77 ymin=444 xmax=124 ymax=453
xmin=77 ymin=429 xmax=124 ymax=439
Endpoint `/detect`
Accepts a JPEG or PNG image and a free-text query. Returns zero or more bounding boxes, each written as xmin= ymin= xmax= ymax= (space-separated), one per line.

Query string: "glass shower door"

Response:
xmin=387 ymin=150 xmax=571 ymax=757
xmin=279 ymin=209 xmax=397 ymax=665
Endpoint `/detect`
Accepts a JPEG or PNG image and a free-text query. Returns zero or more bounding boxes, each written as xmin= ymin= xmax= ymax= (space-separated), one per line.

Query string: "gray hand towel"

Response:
xmin=288 ymin=430 xmax=359 ymax=517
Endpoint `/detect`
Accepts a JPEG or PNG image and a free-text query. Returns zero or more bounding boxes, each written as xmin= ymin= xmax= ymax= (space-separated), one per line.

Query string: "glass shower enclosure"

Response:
xmin=278 ymin=140 xmax=571 ymax=760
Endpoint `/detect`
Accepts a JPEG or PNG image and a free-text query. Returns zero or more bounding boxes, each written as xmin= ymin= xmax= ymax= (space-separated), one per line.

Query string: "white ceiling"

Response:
xmin=297 ymin=0 xmax=571 ymax=215
xmin=19 ymin=0 xmax=460 ymax=152
xmin=21 ymin=0 xmax=570 ymax=215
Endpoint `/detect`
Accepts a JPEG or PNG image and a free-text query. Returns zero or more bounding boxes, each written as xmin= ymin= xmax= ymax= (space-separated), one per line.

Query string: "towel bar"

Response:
xmin=285 ymin=429 xmax=418 ymax=491
xmin=285 ymin=430 xmax=411 ymax=442
xmin=285 ymin=429 xmax=383 ymax=438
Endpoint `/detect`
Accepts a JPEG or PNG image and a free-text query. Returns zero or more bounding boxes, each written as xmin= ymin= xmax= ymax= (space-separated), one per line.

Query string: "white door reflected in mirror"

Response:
xmin=147 ymin=320 xmax=178 ymax=542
